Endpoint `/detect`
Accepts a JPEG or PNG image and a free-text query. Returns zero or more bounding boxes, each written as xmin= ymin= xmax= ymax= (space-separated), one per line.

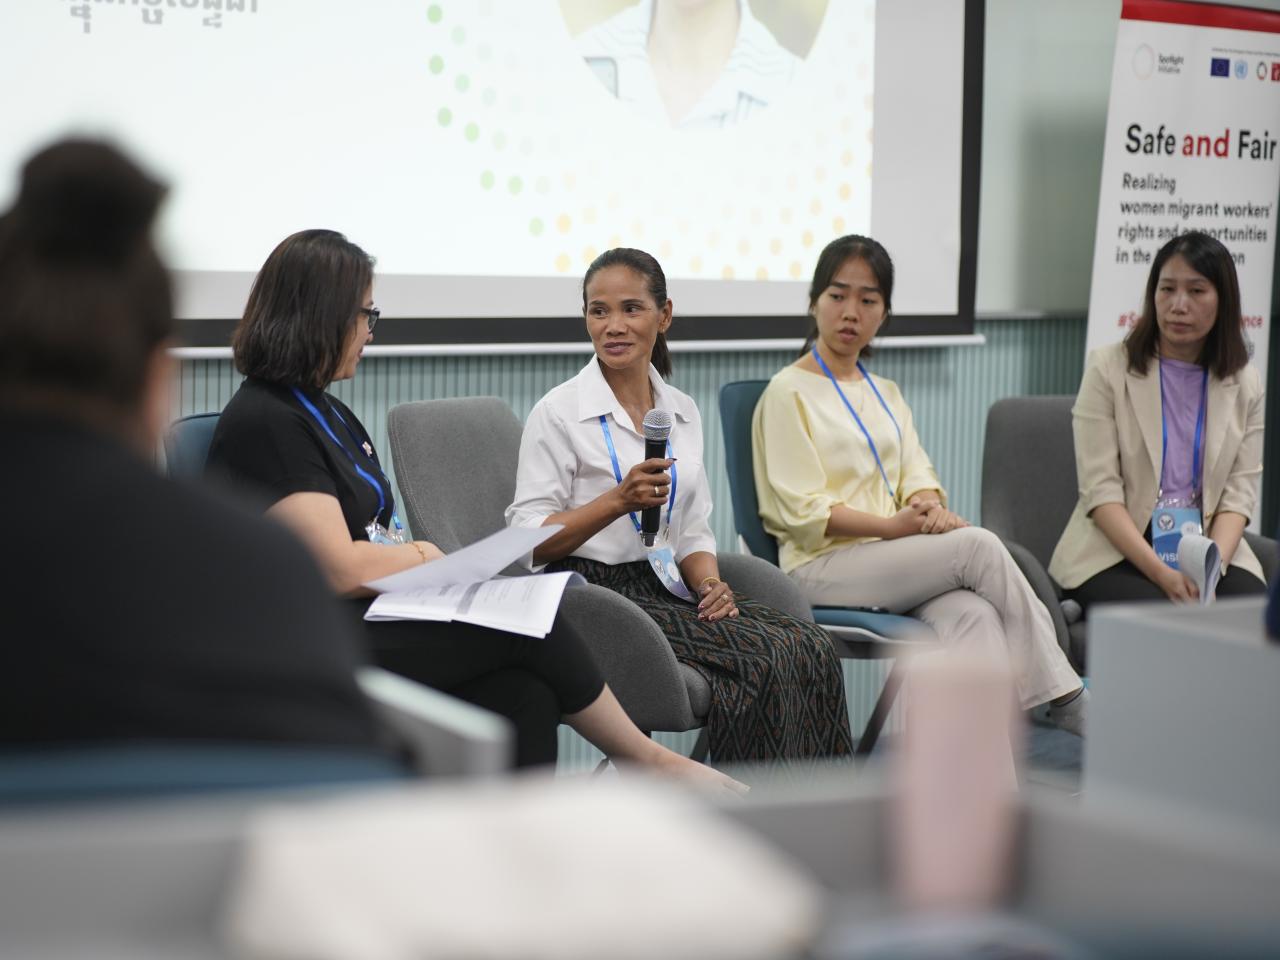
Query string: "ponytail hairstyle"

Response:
xmin=0 ymin=138 xmax=171 ymax=417
xmin=800 ymin=234 xmax=895 ymax=359
xmin=582 ymin=247 xmax=672 ymax=378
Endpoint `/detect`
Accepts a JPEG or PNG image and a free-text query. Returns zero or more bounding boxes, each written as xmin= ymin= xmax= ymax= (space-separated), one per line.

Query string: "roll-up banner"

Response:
xmin=1087 ymin=0 xmax=1280 ymax=379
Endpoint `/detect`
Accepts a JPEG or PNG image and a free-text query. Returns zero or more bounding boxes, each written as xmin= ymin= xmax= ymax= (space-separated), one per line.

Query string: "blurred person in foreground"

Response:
xmin=0 ymin=139 xmax=386 ymax=756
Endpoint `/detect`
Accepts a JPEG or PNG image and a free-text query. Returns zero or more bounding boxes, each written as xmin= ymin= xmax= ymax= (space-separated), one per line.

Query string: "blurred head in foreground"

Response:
xmin=0 ymin=138 xmax=172 ymax=450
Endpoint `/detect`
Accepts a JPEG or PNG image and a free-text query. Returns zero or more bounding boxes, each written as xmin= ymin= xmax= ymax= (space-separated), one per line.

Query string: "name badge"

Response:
xmin=1151 ymin=503 xmax=1203 ymax=569
xmin=645 ymin=533 xmax=696 ymax=602
xmin=366 ymin=518 xmax=407 ymax=545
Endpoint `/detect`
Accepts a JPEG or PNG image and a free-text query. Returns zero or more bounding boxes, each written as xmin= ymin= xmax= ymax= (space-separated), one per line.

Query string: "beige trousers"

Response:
xmin=791 ymin=527 xmax=1081 ymax=708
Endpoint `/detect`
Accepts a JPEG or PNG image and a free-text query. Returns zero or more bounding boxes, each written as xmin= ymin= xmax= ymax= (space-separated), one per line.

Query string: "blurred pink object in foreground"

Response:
xmin=892 ymin=646 xmax=1023 ymax=912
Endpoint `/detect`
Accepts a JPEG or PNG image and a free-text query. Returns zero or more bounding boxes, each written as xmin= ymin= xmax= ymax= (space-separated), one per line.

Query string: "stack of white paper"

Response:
xmin=363 ymin=526 xmax=580 ymax=638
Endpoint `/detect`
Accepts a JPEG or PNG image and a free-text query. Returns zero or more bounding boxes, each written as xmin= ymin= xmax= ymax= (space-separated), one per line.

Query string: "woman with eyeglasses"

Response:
xmin=206 ymin=229 xmax=743 ymax=789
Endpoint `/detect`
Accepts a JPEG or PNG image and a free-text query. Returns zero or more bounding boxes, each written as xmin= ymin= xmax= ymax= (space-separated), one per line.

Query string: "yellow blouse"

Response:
xmin=751 ymin=364 xmax=945 ymax=574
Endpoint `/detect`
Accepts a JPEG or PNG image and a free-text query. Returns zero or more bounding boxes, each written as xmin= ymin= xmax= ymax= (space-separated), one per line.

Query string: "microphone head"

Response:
xmin=642 ymin=408 xmax=674 ymax=442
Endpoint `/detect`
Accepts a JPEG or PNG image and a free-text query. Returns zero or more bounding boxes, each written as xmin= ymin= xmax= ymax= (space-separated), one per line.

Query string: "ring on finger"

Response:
xmin=653 ymin=485 xmax=661 ymax=497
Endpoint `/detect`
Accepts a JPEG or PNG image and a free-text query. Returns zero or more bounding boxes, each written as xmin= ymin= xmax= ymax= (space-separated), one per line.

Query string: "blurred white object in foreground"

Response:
xmin=222 ymin=775 xmax=820 ymax=960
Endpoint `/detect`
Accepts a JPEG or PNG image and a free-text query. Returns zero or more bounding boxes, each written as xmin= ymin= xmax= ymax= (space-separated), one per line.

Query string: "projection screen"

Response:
xmin=0 ymin=0 xmax=983 ymax=348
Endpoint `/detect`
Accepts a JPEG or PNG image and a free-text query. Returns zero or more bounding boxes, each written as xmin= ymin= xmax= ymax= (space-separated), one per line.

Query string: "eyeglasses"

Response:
xmin=359 ymin=306 xmax=380 ymax=333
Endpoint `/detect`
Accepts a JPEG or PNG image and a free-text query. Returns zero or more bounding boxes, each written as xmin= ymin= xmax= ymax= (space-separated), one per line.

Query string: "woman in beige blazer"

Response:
xmin=1050 ymin=231 xmax=1266 ymax=612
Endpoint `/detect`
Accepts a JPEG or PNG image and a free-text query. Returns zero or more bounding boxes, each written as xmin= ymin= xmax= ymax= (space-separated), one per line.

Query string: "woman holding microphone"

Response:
xmin=506 ymin=247 xmax=855 ymax=767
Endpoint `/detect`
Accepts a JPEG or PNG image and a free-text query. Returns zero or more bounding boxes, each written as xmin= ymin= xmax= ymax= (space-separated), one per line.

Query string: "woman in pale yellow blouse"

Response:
xmin=752 ymin=235 xmax=1087 ymax=733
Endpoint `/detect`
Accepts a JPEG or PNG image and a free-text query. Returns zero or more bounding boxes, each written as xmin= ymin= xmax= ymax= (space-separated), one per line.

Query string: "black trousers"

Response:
xmin=1069 ymin=560 xmax=1267 ymax=616
xmin=346 ymin=601 xmax=606 ymax=768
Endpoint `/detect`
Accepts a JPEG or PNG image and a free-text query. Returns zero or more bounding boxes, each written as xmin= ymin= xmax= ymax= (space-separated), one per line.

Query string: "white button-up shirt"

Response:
xmin=574 ymin=0 xmax=801 ymax=131
xmin=506 ymin=358 xmax=718 ymax=567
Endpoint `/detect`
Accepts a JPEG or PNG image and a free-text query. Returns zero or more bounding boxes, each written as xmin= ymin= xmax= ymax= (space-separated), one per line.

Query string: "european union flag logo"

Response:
xmin=1211 ymin=57 xmax=1230 ymax=77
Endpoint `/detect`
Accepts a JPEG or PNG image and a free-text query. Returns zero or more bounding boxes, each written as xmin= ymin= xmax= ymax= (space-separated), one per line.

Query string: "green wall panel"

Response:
xmin=176 ymin=317 xmax=1087 ymax=539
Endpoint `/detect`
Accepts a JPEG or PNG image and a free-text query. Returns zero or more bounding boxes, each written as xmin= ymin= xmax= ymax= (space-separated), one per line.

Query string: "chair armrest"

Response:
xmin=999 ymin=538 xmax=1078 ymax=672
xmin=555 ymin=583 xmax=699 ymax=732
xmin=1243 ymin=532 xmax=1277 ymax=584
xmin=718 ymin=553 xmax=813 ymax=623
xmin=356 ymin=667 xmax=514 ymax=778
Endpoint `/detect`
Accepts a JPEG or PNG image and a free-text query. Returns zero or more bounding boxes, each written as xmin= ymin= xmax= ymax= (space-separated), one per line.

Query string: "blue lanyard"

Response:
xmin=290 ymin=386 xmax=401 ymax=531
xmin=598 ymin=415 xmax=676 ymax=534
xmin=811 ymin=347 xmax=901 ymax=500
xmin=1157 ymin=361 xmax=1209 ymax=498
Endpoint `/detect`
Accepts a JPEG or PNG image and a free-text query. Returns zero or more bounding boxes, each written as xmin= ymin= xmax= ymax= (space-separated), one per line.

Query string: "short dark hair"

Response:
xmin=233 ymin=229 xmax=375 ymax=388
xmin=801 ymin=234 xmax=895 ymax=359
xmin=0 ymin=139 xmax=171 ymax=417
xmin=582 ymin=247 xmax=672 ymax=378
xmin=1124 ymin=230 xmax=1249 ymax=379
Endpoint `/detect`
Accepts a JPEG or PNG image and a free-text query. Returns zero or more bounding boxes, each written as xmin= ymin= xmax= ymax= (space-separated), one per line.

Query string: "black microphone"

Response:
xmin=641 ymin=409 xmax=673 ymax=547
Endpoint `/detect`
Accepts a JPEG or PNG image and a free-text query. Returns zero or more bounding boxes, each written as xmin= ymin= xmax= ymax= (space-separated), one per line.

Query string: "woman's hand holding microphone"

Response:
xmin=612 ymin=457 xmax=675 ymax=514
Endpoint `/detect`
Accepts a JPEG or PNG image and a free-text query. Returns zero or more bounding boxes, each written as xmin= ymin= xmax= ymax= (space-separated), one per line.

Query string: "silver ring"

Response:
xmin=654 ymin=485 xmax=661 ymax=497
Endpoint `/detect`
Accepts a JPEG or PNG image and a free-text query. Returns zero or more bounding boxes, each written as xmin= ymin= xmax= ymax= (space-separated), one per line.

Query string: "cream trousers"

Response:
xmin=790 ymin=527 xmax=1081 ymax=708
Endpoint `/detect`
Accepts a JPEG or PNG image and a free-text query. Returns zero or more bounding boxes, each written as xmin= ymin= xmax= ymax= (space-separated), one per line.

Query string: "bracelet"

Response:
xmin=698 ymin=576 xmax=722 ymax=590
xmin=410 ymin=541 xmax=429 ymax=564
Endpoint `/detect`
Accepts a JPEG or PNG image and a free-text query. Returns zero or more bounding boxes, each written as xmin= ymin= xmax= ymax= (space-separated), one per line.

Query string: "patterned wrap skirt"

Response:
xmin=551 ymin=557 xmax=855 ymax=766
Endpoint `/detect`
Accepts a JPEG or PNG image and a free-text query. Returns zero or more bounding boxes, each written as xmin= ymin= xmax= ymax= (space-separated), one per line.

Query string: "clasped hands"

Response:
xmin=892 ymin=494 xmax=969 ymax=538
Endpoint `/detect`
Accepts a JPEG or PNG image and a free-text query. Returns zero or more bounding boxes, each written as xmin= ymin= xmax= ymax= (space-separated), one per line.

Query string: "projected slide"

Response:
xmin=1 ymin=1 xmax=970 ymax=333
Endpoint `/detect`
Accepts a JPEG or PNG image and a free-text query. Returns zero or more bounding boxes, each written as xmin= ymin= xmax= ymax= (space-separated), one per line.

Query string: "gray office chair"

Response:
xmin=981 ymin=395 xmax=1278 ymax=673
xmin=386 ymin=396 xmax=817 ymax=759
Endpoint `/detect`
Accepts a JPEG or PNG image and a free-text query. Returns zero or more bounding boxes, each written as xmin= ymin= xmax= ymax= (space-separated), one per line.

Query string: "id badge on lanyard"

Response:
xmin=645 ymin=534 xmax=696 ymax=602
xmin=1151 ymin=501 xmax=1202 ymax=568
xmin=598 ymin=415 xmax=694 ymax=602
xmin=811 ymin=348 xmax=902 ymax=503
xmin=1151 ymin=363 xmax=1207 ymax=569
xmin=366 ymin=518 xmax=407 ymax=545
xmin=291 ymin=387 xmax=407 ymax=545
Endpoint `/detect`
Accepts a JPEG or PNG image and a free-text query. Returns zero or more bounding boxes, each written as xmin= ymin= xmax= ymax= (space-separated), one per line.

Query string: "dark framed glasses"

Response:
xmin=360 ymin=306 xmax=380 ymax=332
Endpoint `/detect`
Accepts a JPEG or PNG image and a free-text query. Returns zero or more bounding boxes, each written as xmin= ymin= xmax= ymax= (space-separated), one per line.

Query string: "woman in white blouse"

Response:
xmin=574 ymin=0 xmax=801 ymax=130
xmin=507 ymin=248 xmax=854 ymax=766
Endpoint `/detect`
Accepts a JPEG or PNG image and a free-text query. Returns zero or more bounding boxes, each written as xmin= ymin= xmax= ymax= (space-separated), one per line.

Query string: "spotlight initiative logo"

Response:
xmin=1133 ymin=44 xmax=1154 ymax=78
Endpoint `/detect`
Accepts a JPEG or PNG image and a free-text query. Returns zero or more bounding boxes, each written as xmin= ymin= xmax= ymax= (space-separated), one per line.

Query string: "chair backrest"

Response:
xmin=980 ymin=395 xmax=1078 ymax=570
xmin=386 ymin=397 xmax=524 ymax=553
xmin=164 ymin=412 xmax=221 ymax=480
xmin=718 ymin=381 xmax=779 ymax=566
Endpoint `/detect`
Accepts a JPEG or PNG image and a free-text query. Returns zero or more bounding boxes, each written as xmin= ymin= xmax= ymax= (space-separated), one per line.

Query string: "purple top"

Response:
xmin=1158 ymin=357 xmax=1208 ymax=502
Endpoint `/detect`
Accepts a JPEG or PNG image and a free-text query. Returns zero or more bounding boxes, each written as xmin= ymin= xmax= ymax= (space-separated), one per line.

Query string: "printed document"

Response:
xmin=363 ymin=526 xmax=580 ymax=637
